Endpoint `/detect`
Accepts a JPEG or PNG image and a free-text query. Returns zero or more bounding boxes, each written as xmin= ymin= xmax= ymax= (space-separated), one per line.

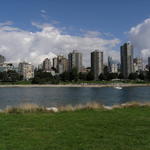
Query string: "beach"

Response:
xmin=0 ymin=83 xmax=150 ymax=88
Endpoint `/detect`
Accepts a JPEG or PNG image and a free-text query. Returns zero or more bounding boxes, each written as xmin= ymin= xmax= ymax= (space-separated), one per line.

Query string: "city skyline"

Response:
xmin=0 ymin=43 xmax=150 ymax=68
xmin=0 ymin=0 xmax=150 ymax=66
xmin=0 ymin=46 xmax=150 ymax=80
xmin=0 ymin=2 xmax=150 ymax=149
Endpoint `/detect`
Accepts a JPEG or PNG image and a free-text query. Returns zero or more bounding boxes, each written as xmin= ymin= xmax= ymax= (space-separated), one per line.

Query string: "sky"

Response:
xmin=0 ymin=0 xmax=150 ymax=66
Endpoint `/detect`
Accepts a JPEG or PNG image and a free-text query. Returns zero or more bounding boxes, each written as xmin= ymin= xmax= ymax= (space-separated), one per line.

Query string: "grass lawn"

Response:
xmin=0 ymin=107 xmax=150 ymax=150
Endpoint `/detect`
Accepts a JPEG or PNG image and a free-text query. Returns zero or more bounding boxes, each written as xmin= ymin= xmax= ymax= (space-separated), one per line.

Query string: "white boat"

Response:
xmin=114 ymin=86 xmax=122 ymax=90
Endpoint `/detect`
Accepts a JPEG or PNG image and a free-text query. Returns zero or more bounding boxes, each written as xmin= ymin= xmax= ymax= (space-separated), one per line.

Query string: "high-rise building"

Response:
xmin=108 ymin=56 xmax=113 ymax=72
xmin=0 ymin=63 xmax=15 ymax=72
xmin=53 ymin=56 xmax=68 ymax=74
xmin=107 ymin=56 xmax=118 ymax=73
xmin=148 ymin=57 xmax=150 ymax=67
xmin=68 ymin=50 xmax=82 ymax=73
xmin=91 ymin=50 xmax=103 ymax=80
xmin=120 ymin=42 xmax=134 ymax=78
xmin=18 ymin=62 xmax=34 ymax=80
xmin=111 ymin=64 xmax=118 ymax=73
xmin=53 ymin=57 xmax=58 ymax=69
xmin=133 ymin=57 xmax=143 ymax=73
xmin=42 ymin=58 xmax=51 ymax=72
xmin=0 ymin=55 xmax=6 ymax=64
xmin=38 ymin=64 xmax=43 ymax=70
xmin=117 ymin=63 xmax=121 ymax=73
xmin=57 ymin=56 xmax=68 ymax=74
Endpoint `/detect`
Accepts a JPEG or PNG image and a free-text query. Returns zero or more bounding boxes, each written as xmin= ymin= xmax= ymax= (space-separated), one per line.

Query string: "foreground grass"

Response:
xmin=0 ymin=107 xmax=150 ymax=150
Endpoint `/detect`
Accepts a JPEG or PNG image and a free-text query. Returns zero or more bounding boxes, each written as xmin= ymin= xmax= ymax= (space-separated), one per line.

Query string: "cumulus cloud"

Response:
xmin=0 ymin=21 xmax=120 ymax=67
xmin=128 ymin=18 xmax=150 ymax=62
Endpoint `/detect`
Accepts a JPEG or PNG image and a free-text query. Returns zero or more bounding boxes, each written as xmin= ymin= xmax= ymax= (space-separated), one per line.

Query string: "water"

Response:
xmin=0 ymin=86 xmax=149 ymax=109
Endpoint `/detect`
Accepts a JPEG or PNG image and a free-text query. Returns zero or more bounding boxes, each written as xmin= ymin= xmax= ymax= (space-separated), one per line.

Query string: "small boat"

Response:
xmin=114 ymin=86 xmax=122 ymax=90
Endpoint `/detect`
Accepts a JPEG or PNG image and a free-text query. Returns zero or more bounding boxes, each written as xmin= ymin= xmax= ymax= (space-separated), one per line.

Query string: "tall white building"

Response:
xmin=91 ymin=50 xmax=103 ymax=80
xmin=0 ymin=63 xmax=16 ymax=72
xmin=18 ymin=62 xmax=34 ymax=80
xmin=111 ymin=64 xmax=118 ymax=73
xmin=108 ymin=56 xmax=118 ymax=73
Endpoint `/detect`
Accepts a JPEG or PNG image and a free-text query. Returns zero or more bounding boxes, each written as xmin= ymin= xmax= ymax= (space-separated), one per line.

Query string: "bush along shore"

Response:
xmin=0 ymin=67 xmax=150 ymax=85
xmin=2 ymin=102 xmax=150 ymax=113
xmin=1 ymin=102 xmax=150 ymax=150
xmin=0 ymin=82 xmax=150 ymax=88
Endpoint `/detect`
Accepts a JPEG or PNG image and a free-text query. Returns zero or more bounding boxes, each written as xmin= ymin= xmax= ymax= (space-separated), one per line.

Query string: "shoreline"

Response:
xmin=0 ymin=83 xmax=150 ymax=88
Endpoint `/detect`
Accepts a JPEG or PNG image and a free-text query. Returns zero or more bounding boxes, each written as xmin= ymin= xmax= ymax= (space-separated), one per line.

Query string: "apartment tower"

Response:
xmin=120 ymin=42 xmax=134 ymax=78
xmin=68 ymin=50 xmax=82 ymax=73
xmin=91 ymin=50 xmax=103 ymax=80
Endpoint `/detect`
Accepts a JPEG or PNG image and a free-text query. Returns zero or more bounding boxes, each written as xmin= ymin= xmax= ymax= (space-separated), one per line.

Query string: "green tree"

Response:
xmin=7 ymin=70 xmax=21 ymax=82
xmin=118 ymin=73 xmax=124 ymax=79
xmin=60 ymin=71 xmax=70 ymax=81
xmin=69 ymin=68 xmax=79 ymax=81
xmin=147 ymin=67 xmax=150 ymax=80
xmin=32 ymin=69 xmax=54 ymax=84
xmin=79 ymin=72 xmax=87 ymax=81
xmin=99 ymin=73 xmax=107 ymax=81
xmin=108 ymin=73 xmax=118 ymax=80
xmin=87 ymin=71 xmax=94 ymax=81
xmin=138 ymin=72 xmax=145 ymax=80
xmin=128 ymin=73 xmax=138 ymax=80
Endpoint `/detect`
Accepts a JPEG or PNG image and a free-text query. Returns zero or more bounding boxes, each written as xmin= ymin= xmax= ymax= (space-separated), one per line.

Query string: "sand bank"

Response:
xmin=0 ymin=83 xmax=150 ymax=88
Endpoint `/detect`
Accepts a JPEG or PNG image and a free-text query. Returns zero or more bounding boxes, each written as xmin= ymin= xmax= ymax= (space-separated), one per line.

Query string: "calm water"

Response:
xmin=0 ymin=87 xmax=149 ymax=109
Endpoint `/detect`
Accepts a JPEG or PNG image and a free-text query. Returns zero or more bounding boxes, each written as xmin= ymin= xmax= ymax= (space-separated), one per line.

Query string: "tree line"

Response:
xmin=31 ymin=67 xmax=150 ymax=84
xmin=0 ymin=70 xmax=22 ymax=82
xmin=0 ymin=67 xmax=150 ymax=84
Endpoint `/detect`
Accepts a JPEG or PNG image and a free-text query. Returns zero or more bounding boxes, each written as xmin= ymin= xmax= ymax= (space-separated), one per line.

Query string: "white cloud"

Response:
xmin=40 ymin=10 xmax=46 ymax=14
xmin=83 ymin=30 xmax=102 ymax=38
xmin=0 ymin=21 xmax=13 ymax=27
xmin=128 ymin=18 xmax=150 ymax=62
xmin=0 ymin=21 xmax=120 ymax=67
xmin=40 ymin=9 xmax=49 ymax=20
xmin=141 ymin=49 xmax=150 ymax=59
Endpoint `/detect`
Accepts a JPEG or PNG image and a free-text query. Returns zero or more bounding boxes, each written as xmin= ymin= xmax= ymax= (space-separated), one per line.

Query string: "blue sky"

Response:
xmin=0 ymin=0 xmax=149 ymax=40
xmin=0 ymin=0 xmax=150 ymax=65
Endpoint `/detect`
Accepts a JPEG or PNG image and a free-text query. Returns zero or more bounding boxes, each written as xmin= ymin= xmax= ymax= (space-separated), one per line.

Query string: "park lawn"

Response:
xmin=0 ymin=107 xmax=150 ymax=150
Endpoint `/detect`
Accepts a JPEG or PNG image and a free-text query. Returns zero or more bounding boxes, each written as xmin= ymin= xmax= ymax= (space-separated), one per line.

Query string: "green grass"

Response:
xmin=0 ymin=80 xmax=32 ymax=85
xmin=15 ymin=81 xmax=32 ymax=85
xmin=0 ymin=107 xmax=150 ymax=150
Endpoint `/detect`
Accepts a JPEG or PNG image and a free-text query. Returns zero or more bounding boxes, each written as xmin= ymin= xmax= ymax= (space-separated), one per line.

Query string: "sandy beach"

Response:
xmin=0 ymin=83 xmax=150 ymax=88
